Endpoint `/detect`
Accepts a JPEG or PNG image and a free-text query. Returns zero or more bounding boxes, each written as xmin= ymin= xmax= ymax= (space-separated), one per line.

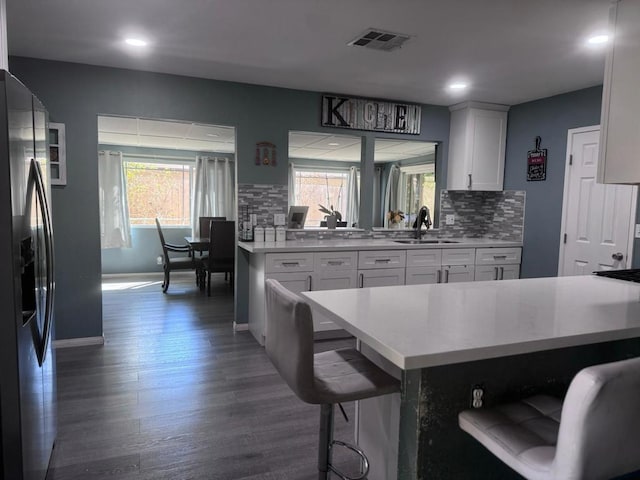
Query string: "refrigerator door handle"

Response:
xmin=30 ymin=159 xmax=55 ymax=365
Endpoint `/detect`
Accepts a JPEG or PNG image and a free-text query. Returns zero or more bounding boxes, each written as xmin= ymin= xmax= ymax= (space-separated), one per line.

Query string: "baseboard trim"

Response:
xmin=53 ymin=336 xmax=105 ymax=349
xmin=233 ymin=322 xmax=249 ymax=332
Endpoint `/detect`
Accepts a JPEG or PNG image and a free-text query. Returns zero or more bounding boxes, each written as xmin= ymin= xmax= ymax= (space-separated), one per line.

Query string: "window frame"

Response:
xmin=123 ymin=155 xmax=195 ymax=228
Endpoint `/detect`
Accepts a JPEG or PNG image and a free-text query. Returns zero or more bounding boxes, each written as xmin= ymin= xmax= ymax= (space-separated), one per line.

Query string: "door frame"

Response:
xmin=558 ymin=125 xmax=637 ymax=275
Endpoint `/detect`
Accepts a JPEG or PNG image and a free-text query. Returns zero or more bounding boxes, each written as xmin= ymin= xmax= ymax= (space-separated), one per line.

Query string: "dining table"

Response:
xmin=184 ymin=236 xmax=209 ymax=253
xmin=185 ymin=236 xmax=209 ymax=290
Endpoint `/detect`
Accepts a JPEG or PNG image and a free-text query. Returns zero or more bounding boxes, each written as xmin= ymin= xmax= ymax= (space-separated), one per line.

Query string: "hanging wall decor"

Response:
xmin=527 ymin=136 xmax=547 ymax=181
xmin=255 ymin=141 xmax=277 ymax=166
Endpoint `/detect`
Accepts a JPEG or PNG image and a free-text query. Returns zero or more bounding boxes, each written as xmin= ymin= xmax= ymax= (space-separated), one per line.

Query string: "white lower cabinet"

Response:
xmin=474 ymin=247 xmax=521 ymax=282
xmin=406 ymin=266 xmax=441 ymax=285
xmin=249 ymin=246 xmax=522 ymax=345
xmin=359 ymin=268 xmax=406 ymax=288
xmin=475 ymin=264 xmax=520 ymax=281
xmin=442 ymin=265 xmax=475 ymax=283
xmin=265 ymin=272 xmax=312 ymax=294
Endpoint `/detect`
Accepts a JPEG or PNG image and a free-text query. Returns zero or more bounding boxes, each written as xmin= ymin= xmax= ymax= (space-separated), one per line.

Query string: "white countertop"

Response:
xmin=301 ymin=276 xmax=640 ymax=370
xmin=238 ymin=237 xmax=522 ymax=253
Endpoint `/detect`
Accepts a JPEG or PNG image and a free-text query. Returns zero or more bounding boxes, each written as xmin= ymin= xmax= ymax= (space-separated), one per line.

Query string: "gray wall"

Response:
xmin=503 ymin=86 xmax=627 ymax=278
xmin=10 ymin=56 xmax=450 ymax=338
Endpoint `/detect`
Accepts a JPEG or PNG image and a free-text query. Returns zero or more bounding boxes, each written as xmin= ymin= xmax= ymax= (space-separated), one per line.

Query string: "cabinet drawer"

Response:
xmin=358 ymin=250 xmax=406 ymax=270
xmin=441 ymin=248 xmax=475 ymax=266
xmin=314 ymin=251 xmax=357 ymax=272
xmin=313 ymin=271 xmax=358 ymax=291
xmin=265 ymin=252 xmax=314 ymax=273
xmin=406 ymin=249 xmax=442 ymax=267
xmin=475 ymin=248 xmax=521 ymax=266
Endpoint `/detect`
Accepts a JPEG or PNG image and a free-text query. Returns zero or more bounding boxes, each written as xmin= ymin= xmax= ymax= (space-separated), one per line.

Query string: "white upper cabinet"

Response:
xmin=598 ymin=0 xmax=640 ymax=184
xmin=447 ymin=102 xmax=509 ymax=191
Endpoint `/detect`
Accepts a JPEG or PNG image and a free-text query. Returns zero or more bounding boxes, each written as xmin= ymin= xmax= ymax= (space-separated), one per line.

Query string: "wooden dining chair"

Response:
xmin=155 ymin=218 xmax=195 ymax=293
xmin=201 ymin=220 xmax=235 ymax=296
xmin=199 ymin=216 xmax=226 ymax=239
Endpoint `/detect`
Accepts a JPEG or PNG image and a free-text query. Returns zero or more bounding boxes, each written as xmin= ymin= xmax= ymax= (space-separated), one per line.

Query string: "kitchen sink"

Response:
xmin=393 ymin=239 xmax=459 ymax=244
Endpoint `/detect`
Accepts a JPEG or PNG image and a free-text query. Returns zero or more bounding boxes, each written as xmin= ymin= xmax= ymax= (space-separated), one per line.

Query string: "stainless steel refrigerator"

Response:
xmin=0 ymin=70 xmax=56 ymax=480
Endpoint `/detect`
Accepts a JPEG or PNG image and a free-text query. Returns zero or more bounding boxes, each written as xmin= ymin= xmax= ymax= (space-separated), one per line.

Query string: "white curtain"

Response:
xmin=191 ymin=156 xmax=235 ymax=236
xmin=383 ymin=164 xmax=401 ymax=227
xmin=346 ymin=166 xmax=359 ymax=227
xmin=98 ymin=150 xmax=132 ymax=249
xmin=288 ymin=162 xmax=297 ymax=206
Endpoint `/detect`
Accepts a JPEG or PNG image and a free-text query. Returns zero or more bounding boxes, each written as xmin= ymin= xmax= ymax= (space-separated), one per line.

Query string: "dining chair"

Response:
xmin=155 ymin=218 xmax=195 ymax=293
xmin=200 ymin=220 xmax=235 ymax=296
xmin=199 ymin=216 xmax=226 ymax=239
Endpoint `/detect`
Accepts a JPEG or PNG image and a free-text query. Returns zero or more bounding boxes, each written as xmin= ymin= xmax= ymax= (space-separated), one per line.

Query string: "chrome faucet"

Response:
xmin=413 ymin=206 xmax=432 ymax=239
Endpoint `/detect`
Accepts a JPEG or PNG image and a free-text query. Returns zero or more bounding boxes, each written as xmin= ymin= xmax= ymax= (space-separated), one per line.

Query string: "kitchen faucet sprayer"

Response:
xmin=413 ymin=206 xmax=432 ymax=239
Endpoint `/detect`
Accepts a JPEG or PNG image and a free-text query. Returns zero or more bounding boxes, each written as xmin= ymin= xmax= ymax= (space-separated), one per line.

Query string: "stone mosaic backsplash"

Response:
xmin=439 ymin=190 xmax=525 ymax=242
xmin=239 ymin=184 xmax=525 ymax=243
xmin=237 ymin=183 xmax=288 ymax=225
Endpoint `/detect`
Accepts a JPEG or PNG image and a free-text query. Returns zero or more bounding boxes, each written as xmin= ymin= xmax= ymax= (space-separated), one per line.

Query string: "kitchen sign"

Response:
xmin=527 ymin=136 xmax=547 ymax=181
xmin=321 ymin=95 xmax=421 ymax=134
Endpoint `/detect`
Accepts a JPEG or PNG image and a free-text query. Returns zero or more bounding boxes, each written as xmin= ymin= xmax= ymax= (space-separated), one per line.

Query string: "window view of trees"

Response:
xmin=294 ymin=170 xmax=349 ymax=225
xmin=125 ymin=161 xmax=192 ymax=226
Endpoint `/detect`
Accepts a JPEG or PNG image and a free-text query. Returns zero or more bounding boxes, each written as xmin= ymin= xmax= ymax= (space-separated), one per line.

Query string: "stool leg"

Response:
xmin=318 ymin=404 xmax=334 ymax=480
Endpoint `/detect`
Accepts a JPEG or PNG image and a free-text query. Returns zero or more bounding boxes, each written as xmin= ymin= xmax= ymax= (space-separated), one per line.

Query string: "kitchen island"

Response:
xmin=302 ymin=276 xmax=640 ymax=479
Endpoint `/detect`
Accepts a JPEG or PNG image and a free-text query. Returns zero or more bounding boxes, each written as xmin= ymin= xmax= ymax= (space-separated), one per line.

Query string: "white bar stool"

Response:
xmin=265 ymin=279 xmax=400 ymax=480
xmin=459 ymin=356 xmax=640 ymax=479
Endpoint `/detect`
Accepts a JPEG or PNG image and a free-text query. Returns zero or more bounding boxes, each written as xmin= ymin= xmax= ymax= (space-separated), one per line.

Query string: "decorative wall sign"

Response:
xmin=255 ymin=141 xmax=277 ymax=166
xmin=321 ymin=94 xmax=421 ymax=134
xmin=527 ymin=136 xmax=547 ymax=181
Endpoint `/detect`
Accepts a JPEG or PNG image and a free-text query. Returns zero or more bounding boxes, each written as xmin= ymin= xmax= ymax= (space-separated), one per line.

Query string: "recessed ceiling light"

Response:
xmin=448 ymin=82 xmax=468 ymax=91
xmin=587 ymin=34 xmax=609 ymax=45
xmin=328 ymin=142 xmax=340 ymax=146
xmin=125 ymin=38 xmax=148 ymax=47
xmin=206 ymin=133 xmax=219 ymax=138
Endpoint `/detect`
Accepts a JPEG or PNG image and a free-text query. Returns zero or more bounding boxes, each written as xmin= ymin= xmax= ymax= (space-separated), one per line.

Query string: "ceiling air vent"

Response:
xmin=348 ymin=29 xmax=410 ymax=52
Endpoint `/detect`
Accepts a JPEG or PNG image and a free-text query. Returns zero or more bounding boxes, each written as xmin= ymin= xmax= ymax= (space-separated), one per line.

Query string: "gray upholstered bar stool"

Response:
xmin=264 ymin=279 xmax=400 ymax=480
xmin=459 ymin=356 xmax=640 ymax=480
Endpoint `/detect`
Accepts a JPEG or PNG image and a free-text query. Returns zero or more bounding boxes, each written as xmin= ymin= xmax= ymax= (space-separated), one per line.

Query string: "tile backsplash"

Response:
xmin=238 ymin=183 xmax=525 ymax=243
xmin=237 ymin=183 xmax=288 ymax=224
xmin=439 ymin=190 xmax=525 ymax=241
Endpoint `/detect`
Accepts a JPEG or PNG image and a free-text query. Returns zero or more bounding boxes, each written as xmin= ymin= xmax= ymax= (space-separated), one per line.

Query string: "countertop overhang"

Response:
xmin=302 ymin=276 xmax=640 ymax=370
xmin=238 ymin=237 xmax=522 ymax=253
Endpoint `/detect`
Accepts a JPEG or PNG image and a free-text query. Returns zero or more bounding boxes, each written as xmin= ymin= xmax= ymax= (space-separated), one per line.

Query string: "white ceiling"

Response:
xmin=97 ymin=116 xmax=235 ymax=152
xmin=290 ymin=131 xmax=436 ymax=162
xmin=7 ymin=0 xmax=611 ymax=106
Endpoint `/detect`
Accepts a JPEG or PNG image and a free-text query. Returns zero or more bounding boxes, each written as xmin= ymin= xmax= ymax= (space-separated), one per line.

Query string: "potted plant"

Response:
xmin=318 ymin=204 xmax=342 ymax=229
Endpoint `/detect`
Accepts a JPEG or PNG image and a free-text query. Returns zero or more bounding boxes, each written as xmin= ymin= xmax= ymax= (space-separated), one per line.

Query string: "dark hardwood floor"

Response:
xmin=47 ymin=272 xmax=357 ymax=479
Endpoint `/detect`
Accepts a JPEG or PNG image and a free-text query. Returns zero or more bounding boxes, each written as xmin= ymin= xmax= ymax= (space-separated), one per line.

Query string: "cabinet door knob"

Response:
xmin=359 ymin=273 xmax=364 ymax=288
xmin=612 ymin=252 xmax=624 ymax=262
xmin=494 ymin=267 xmax=499 ymax=280
xmin=467 ymin=173 xmax=472 ymax=189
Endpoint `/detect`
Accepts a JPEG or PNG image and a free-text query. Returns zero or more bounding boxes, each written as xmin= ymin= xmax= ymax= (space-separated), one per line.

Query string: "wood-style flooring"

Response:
xmin=47 ymin=272 xmax=358 ymax=480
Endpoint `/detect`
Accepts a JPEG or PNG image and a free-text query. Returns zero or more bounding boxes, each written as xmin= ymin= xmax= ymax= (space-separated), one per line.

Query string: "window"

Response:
xmin=124 ymin=160 xmax=193 ymax=226
xmin=399 ymin=164 xmax=436 ymax=226
xmin=293 ymin=168 xmax=350 ymax=225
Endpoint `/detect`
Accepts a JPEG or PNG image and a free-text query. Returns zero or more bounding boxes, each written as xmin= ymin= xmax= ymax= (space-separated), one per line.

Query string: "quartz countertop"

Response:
xmin=301 ymin=276 xmax=640 ymax=370
xmin=238 ymin=237 xmax=522 ymax=253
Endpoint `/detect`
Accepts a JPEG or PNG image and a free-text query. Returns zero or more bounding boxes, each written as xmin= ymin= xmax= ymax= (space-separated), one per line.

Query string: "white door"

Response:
xmin=559 ymin=126 xmax=637 ymax=275
xmin=442 ymin=265 xmax=475 ymax=283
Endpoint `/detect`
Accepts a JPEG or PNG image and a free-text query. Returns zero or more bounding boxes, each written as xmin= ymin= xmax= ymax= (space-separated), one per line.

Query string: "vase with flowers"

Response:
xmin=387 ymin=210 xmax=405 ymax=229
